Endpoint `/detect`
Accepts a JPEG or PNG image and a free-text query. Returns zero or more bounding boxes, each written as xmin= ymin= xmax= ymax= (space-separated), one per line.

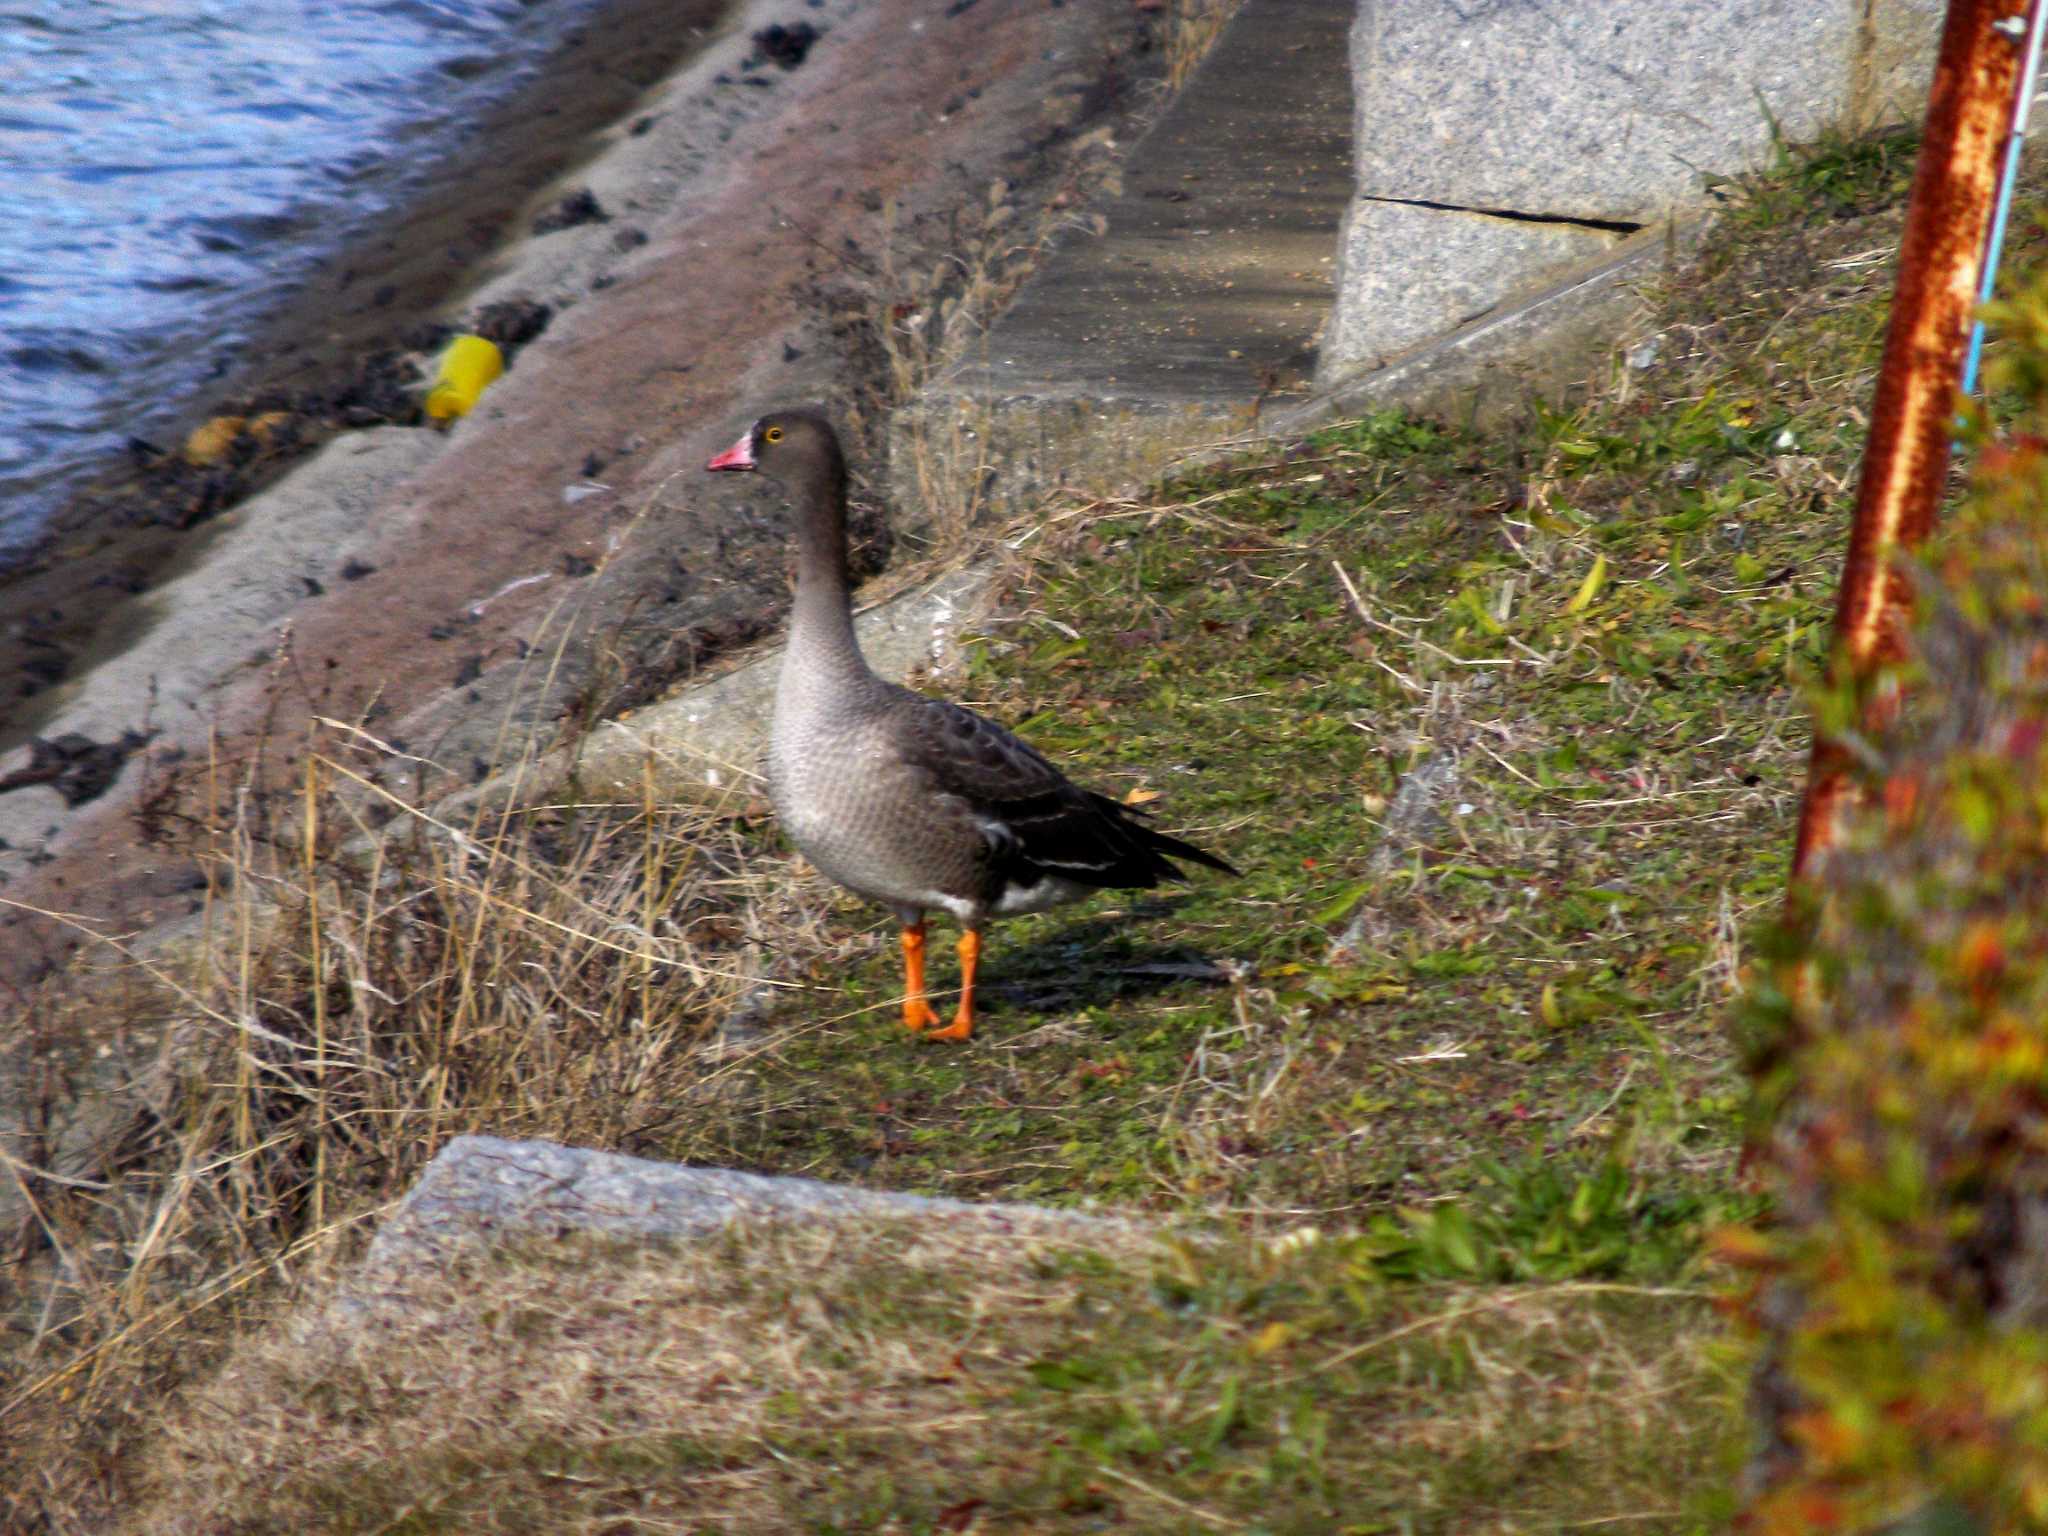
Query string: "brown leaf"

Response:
xmin=937 ymin=1497 xmax=987 ymax=1531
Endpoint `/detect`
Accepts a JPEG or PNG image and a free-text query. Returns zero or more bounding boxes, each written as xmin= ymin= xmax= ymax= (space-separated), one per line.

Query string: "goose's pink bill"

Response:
xmin=706 ymin=432 xmax=755 ymax=471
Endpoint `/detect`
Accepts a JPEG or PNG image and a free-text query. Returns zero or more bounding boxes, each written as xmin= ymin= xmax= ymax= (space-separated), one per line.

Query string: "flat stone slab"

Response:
xmin=363 ymin=1134 xmax=1119 ymax=1277
xmin=899 ymin=0 xmax=1355 ymax=515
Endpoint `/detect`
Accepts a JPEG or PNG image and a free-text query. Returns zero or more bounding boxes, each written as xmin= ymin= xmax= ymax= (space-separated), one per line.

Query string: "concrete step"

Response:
xmin=892 ymin=0 xmax=1355 ymax=520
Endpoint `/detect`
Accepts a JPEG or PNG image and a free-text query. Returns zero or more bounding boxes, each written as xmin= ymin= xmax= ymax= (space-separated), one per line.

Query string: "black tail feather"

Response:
xmin=1137 ymin=820 xmax=1239 ymax=879
xmin=1096 ymin=792 xmax=1237 ymax=882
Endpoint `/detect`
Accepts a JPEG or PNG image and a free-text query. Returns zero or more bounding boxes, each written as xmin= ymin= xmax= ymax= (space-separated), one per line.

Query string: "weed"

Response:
xmin=1706 ymin=122 xmax=1920 ymax=229
xmin=1356 ymin=1155 xmax=1760 ymax=1284
xmin=1165 ymin=0 xmax=1246 ymax=93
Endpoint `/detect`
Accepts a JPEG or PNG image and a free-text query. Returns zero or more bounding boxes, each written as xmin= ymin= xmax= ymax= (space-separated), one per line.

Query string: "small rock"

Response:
xmin=532 ymin=190 xmax=608 ymax=236
xmin=750 ymin=22 xmax=821 ymax=69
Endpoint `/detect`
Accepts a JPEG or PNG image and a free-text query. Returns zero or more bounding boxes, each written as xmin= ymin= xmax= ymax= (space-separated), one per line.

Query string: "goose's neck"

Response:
xmin=787 ymin=464 xmax=867 ymax=680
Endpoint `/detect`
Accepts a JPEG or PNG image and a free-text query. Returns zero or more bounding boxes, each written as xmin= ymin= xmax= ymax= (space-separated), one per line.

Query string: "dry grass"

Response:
xmin=118 ymin=1217 xmax=1723 ymax=1534
xmin=1164 ymin=0 xmax=1245 ymax=92
xmin=0 ymin=727 xmax=789 ymax=1529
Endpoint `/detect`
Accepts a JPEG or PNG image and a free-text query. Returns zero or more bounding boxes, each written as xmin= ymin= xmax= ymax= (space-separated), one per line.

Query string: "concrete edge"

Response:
xmin=1040 ymin=222 xmax=1689 ymax=504
xmin=893 ymin=224 xmax=1693 ymax=528
xmin=1270 ymin=224 xmax=1686 ymax=439
xmin=356 ymin=1133 xmax=1134 ymax=1285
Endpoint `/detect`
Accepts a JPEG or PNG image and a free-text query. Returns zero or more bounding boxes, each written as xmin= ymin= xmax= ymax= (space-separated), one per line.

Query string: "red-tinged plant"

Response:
xmin=1740 ymin=266 xmax=2048 ymax=1534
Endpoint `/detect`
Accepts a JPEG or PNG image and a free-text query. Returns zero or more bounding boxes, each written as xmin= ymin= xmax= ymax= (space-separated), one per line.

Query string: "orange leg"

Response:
xmin=925 ymin=929 xmax=980 ymax=1042
xmin=899 ymin=921 xmax=944 ymax=1033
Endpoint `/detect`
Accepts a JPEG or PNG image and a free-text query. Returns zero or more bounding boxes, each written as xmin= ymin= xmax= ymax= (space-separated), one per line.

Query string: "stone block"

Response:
xmin=1352 ymin=1 xmax=1867 ymax=222
xmin=431 ymin=563 xmax=993 ymax=819
xmin=1319 ymin=199 xmax=1621 ymax=379
xmin=1316 ymin=0 xmax=1943 ymax=391
xmin=360 ymin=1135 xmax=1117 ymax=1281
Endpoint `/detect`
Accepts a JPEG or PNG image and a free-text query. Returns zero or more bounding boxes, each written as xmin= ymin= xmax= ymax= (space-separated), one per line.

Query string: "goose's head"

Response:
xmin=705 ymin=409 xmax=842 ymax=484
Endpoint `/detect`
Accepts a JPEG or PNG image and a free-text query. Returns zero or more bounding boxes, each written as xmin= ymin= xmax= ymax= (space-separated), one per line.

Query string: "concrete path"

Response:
xmin=896 ymin=0 xmax=1355 ymax=517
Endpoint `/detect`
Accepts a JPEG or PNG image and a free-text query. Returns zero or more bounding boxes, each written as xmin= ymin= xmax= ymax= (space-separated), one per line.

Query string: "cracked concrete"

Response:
xmin=1359 ymin=195 xmax=1645 ymax=237
xmin=1318 ymin=0 xmax=1944 ymax=388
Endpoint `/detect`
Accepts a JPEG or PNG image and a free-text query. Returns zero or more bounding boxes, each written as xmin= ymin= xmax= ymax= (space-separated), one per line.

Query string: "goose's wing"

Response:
xmin=895 ymin=691 xmax=1234 ymax=892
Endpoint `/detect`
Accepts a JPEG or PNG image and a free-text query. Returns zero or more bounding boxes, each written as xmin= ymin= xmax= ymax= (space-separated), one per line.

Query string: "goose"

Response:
xmin=707 ymin=409 xmax=1234 ymax=1040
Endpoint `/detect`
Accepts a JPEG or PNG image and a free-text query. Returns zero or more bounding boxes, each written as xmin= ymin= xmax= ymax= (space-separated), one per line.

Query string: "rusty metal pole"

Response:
xmin=1790 ymin=0 xmax=2027 ymax=882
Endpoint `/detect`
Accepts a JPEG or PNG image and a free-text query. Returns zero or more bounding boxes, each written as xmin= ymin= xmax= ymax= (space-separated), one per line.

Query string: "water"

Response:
xmin=0 ymin=0 xmax=586 ymax=558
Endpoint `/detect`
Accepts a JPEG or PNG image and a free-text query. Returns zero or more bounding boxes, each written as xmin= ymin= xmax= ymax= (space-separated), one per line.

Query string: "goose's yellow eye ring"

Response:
xmin=762 ymin=425 xmax=785 ymax=444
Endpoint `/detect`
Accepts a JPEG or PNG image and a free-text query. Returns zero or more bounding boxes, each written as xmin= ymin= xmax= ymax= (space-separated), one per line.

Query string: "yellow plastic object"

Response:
xmin=423 ymin=334 xmax=504 ymax=421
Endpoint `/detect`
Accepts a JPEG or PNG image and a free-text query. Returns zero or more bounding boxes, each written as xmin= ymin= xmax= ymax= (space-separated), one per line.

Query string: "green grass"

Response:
xmin=48 ymin=126 xmax=2048 ymax=1534
xmin=654 ymin=209 xmax=1907 ymax=1237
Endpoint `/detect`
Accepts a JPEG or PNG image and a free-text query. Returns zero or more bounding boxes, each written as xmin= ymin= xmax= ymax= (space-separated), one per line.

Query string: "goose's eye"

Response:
xmin=763 ymin=425 xmax=784 ymax=444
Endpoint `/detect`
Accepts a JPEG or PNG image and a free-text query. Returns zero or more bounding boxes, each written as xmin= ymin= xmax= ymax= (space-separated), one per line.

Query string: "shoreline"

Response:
xmin=0 ymin=0 xmax=1160 ymax=987
xmin=0 ymin=0 xmax=732 ymax=755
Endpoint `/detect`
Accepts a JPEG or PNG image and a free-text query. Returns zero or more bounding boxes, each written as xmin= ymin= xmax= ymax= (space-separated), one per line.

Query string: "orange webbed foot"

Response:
xmin=902 ymin=999 xmax=945 ymax=1033
xmin=925 ymin=1013 xmax=973 ymax=1043
xmin=920 ymin=929 xmax=980 ymax=1042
